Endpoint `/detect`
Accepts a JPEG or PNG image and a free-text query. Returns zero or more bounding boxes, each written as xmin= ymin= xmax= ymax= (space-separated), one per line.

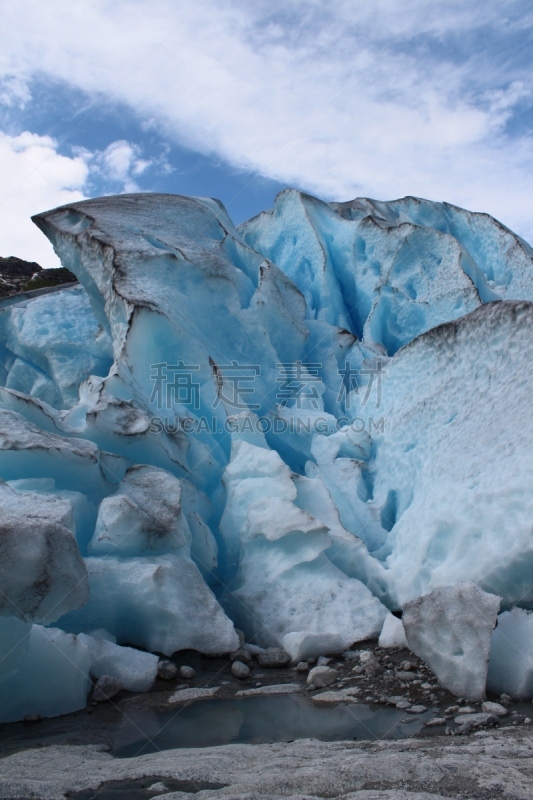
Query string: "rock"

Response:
xmin=425 ymin=717 xmax=446 ymax=727
xmin=307 ymin=666 xmax=338 ymax=688
xmin=92 ymin=675 xmax=122 ymax=702
xmin=396 ymin=699 xmax=412 ymax=710
xmin=358 ymin=650 xmax=374 ymax=663
xmin=231 ymin=661 xmax=250 ymax=679
xmin=257 ymin=648 xmax=291 ymax=668
xmin=402 ymin=582 xmax=501 ymax=701
xmin=457 ymin=706 xmax=477 ymax=714
xmin=395 ymin=670 xmax=417 ymax=681
xmin=179 ymin=665 xmax=195 ymax=679
xmin=364 ymin=660 xmax=383 ymax=677
xmin=147 ymin=782 xmax=168 ymax=794
xmin=312 ymin=687 xmax=361 ymax=704
xmin=23 ymin=713 xmax=42 ymax=723
xmin=245 ymin=643 xmax=265 ymax=656
xmin=157 ymin=660 xmax=178 ymax=680
xmin=296 ymin=661 xmax=309 ymax=672
xmin=341 ymin=650 xmax=360 ymax=660
xmin=168 ymin=686 xmax=219 ymax=704
xmin=317 ymin=656 xmax=331 ymax=666
xmin=0 ymin=256 xmax=43 ymax=297
xmin=407 ymin=704 xmax=427 ymax=714
xmin=445 ymin=705 xmax=460 ymax=715
xmin=454 ymin=712 xmax=498 ymax=732
xmin=235 ymin=683 xmax=301 ymax=697
xmin=0 ymin=256 xmax=78 ymax=298
xmin=501 ymin=693 xmax=512 ymax=703
xmin=352 ymin=650 xmax=382 ymax=676
xmin=8 ymin=723 xmax=533 ymax=798
xmin=231 ymin=648 xmax=252 ymax=663
xmin=400 ymin=660 xmax=415 ymax=671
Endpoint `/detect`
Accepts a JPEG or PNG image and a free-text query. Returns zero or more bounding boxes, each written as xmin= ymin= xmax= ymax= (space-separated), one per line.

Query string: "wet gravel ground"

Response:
xmin=1 ymin=639 xmax=532 ymax=759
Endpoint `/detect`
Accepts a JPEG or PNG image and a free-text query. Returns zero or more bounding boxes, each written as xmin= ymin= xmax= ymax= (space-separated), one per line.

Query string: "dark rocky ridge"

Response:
xmin=0 ymin=256 xmax=77 ymax=298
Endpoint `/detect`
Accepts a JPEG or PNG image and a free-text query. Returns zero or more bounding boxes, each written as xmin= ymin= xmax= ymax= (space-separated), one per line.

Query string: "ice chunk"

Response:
xmin=0 ymin=408 xmax=127 ymax=504
xmin=88 ymin=465 xmax=191 ymax=557
xmin=77 ymin=633 xmax=158 ymax=692
xmin=402 ymin=582 xmax=500 ymax=701
xmin=0 ymin=621 xmax=91 ymax=722
xmin=88 ymin=465 xmax=218 ymax=574
xmin=0 ymin=615 xmax=31 ymax=683
xmin=240 ymin=189 xmax=494 ymax=354
xmin=359 ymin=302 xmax=533 ymax=608
xmin=7 ymin=478 xmax=98 ymax=556
xmin=378 ymin=613 xmax=408 ymax=649
xmin=220 ymin=439 xmax=387 ymax=660
xmin=487 ymin=608 xmax=533 ymax=699
xmin=332 ymin=195 xmax=533 ymax=302
xmin=33 ymin=193 xmax=310 ymax=488
xmin=86 ymin=628 xmax=116 ymax=643
xmin=58 ymin=554 xmax=238 ymax=656
xmin=0 ymin=285 xmax=113 ymax=409
xmin=0 ymin=480 xmax=88 ymax=623
xmin=2 ymin=189 xmax=528 ymax=720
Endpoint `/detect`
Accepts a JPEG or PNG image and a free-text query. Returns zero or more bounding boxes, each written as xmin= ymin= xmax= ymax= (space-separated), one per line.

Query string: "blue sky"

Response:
xmin=0 ymin=0 xmax=532 ymax=266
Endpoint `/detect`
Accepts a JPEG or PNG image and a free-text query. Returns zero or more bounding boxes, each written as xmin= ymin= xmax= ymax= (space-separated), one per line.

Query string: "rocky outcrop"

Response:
xmin=0 ymin=256 xmax=77 ymax=298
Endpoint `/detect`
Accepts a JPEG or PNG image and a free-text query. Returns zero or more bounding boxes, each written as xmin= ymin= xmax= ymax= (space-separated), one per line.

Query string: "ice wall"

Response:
xmin=0 ymin=189 xmax=532 ymax=720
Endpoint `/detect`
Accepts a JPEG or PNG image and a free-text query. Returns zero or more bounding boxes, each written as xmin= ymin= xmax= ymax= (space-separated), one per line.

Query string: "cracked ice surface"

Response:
xmin=1 ymin=190 xmax=533 ymax=720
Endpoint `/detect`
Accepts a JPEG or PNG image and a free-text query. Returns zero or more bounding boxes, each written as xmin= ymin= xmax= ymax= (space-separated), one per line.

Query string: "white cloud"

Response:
xmin=1 ymin=0 xmax=533 ymax=247
xmin=0 ymin=131 xmax=87 ymax=265
xmin=88 ymin=140 xmax=152 ymax=193
xmin=0 ymin=132 xmax=157 ymax=266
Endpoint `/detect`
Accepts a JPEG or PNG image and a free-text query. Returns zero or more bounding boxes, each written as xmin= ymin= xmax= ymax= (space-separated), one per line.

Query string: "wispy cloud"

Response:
xmin=0 ymin=131 xmax=87 ymax=264
xmin=1 ymin=0 xmax=532 ymax=258
xmin=0 ymin=132 xmax=163 ymax=264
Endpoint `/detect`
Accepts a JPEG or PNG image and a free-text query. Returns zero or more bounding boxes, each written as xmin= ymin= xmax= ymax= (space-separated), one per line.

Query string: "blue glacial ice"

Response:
xmin=1 ymin=189 xmax=533 ymax=719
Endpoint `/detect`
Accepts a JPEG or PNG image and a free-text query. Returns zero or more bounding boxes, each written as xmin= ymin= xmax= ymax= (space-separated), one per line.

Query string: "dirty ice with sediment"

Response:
xmin=1 ymin=188 xmax=533 ymax=721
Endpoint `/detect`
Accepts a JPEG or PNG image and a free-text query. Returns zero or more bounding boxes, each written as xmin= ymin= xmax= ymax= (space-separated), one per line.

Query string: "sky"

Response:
xmin=0 ymin=0 xmax=532 ymax=267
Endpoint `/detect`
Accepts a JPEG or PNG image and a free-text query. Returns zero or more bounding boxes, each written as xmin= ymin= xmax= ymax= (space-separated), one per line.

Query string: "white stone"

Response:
xmin=481 ymin=701 xmax=508 ymax=717
xmin=235 ymin=683 xmax=301 ymax=697
xmin=307 ymin=666 xmax=338 ymax=688
xmin=168 ymin=687 xmax=220 ymax=704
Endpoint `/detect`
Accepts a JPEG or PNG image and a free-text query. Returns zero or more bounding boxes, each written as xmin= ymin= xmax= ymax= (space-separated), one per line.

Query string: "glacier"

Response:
xmin=1 ymin=188 xmax=533 ymax=720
